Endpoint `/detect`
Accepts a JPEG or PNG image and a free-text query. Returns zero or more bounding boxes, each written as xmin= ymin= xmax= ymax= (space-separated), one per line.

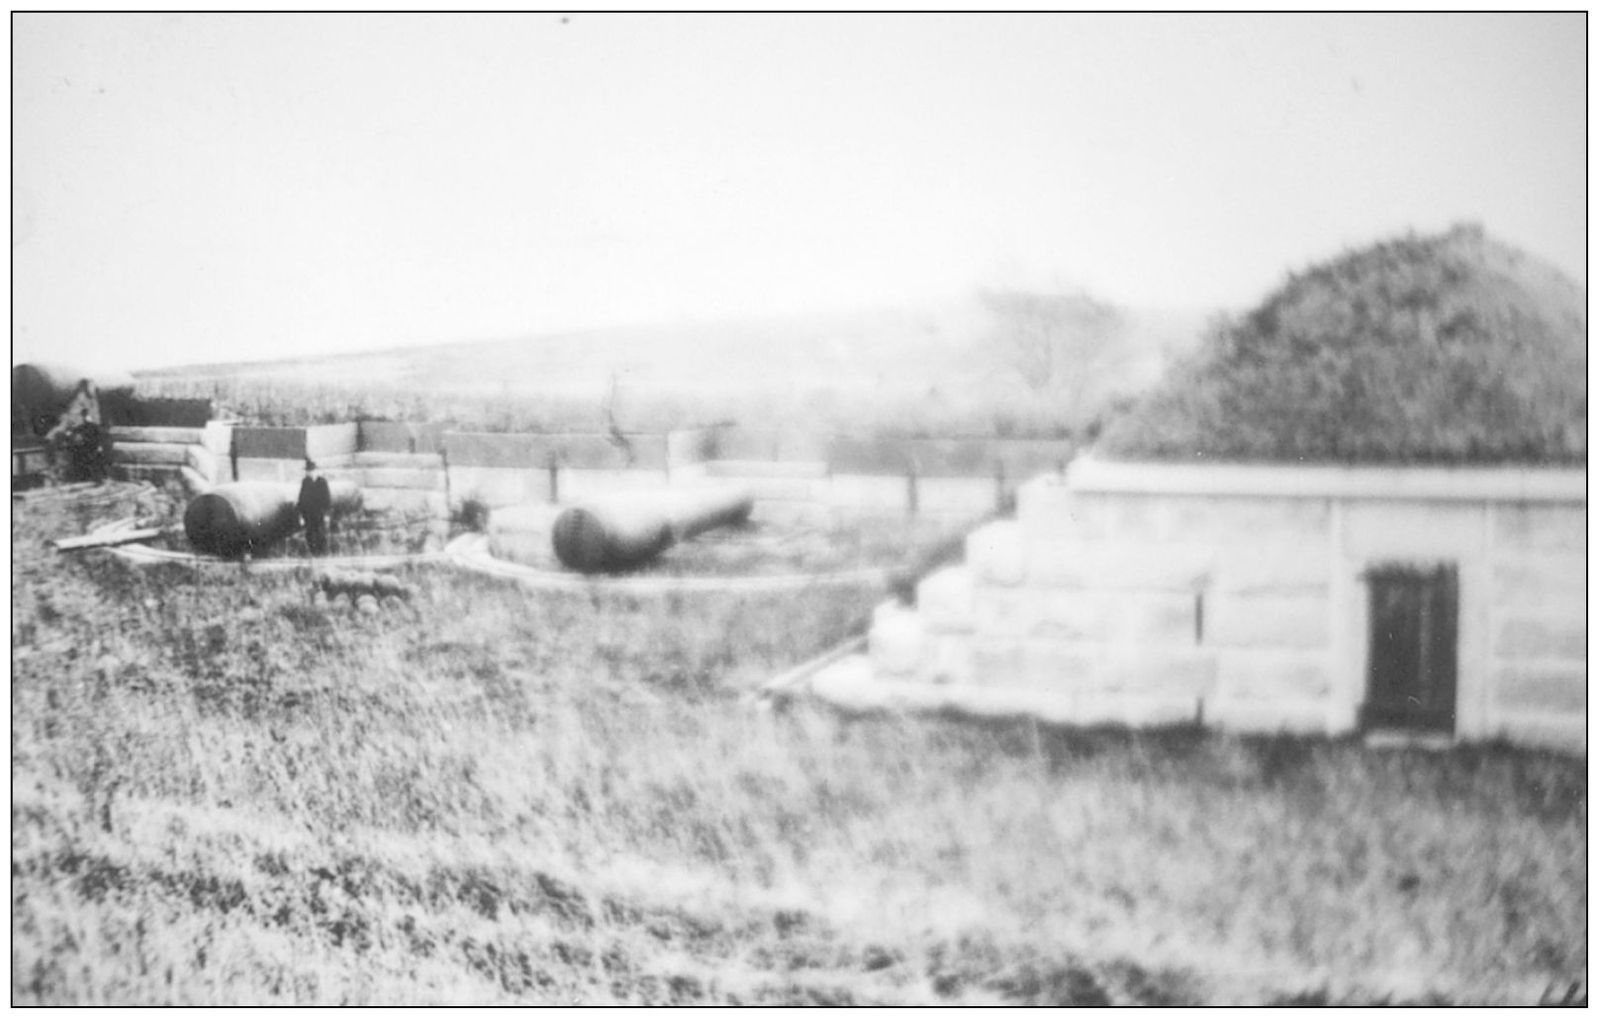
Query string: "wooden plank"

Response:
xmin=53 ymin=526 xmax=175 ymax=552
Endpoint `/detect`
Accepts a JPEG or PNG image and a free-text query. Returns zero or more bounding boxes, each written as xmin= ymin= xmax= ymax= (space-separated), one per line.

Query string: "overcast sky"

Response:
xmin=11 ymin=13 xmax=1587 ymax=372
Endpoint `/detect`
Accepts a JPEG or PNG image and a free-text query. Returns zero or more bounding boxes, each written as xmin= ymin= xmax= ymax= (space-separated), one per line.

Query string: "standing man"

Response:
xmin=297 ymin=459 xmax=333 ymax=556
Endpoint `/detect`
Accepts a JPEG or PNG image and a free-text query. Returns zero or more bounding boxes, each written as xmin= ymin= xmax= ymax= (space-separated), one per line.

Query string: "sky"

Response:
xmin=10 ymin=13 xmax=1588 ymax=372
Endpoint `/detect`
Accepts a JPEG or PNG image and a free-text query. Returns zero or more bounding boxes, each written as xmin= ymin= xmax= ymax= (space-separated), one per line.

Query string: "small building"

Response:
xmin=896 ymin=457 xmax=1581 ymax=751
xmin=835 ymin=227 xmax=1586 ymax=752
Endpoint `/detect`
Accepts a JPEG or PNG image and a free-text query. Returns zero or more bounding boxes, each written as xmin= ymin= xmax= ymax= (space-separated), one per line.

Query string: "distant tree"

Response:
xmin=1098 ymin=225 xmax=1586 ymax=465
xmin=980 ymin=287 xmax=1128 ymax=417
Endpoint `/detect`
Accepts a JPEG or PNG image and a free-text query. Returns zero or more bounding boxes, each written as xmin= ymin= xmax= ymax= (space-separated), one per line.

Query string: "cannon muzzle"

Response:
xmin=550 ymin=486 xmax=754 ymax=572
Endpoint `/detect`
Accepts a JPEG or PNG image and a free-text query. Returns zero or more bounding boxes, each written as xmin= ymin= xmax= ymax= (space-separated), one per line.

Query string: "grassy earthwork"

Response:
xmin=10 ymin=484 xmax=1586 ymax=1005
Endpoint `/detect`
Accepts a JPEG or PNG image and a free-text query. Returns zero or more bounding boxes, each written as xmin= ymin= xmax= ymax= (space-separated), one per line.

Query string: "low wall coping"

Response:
xmin=1065 ymin=455 xmax=1585 ymax=504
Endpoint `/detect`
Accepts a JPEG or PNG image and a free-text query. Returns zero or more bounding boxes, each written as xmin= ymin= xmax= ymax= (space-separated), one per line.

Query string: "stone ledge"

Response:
xmin=1066 ymin=455 xmax=1583 ymax=504
xmin=1205 ymin=698 xmax=1335 ymax=736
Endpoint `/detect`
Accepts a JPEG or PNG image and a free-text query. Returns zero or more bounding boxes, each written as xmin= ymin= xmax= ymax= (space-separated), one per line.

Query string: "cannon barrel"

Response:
xmin=550 ymin=486 xmax=754 ymax=572
xmin=183 ymin=480 xmax=362 ymax=557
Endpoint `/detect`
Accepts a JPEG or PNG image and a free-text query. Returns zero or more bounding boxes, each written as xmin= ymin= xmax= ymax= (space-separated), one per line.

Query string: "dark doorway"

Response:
xmin=1361 ymin=563 xmax=1459 ymax=734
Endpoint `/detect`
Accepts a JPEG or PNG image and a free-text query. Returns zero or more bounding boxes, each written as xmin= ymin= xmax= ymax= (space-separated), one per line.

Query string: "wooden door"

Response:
xmin=1361 ymin=563 xmax=1458 ymax=734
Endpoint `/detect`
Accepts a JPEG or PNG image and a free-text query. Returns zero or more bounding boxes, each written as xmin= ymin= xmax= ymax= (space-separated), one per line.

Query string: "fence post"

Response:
xmin=548 ymin=452 xmax=560 ymax=504
xmin=905 ymin=462 xmax=919 ymax=518
xmin=440 ymin=446 xmax=452 ymax=519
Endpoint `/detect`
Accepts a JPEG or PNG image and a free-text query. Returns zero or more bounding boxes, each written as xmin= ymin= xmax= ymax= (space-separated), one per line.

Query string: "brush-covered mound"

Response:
xmin=1099 ymin=224 xmax=1585 ymax=465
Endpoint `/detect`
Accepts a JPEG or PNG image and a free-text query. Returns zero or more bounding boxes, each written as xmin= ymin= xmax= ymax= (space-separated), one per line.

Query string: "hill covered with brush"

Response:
xmin=1098 ymin=225 xmax=1586 ymax=465
xmin=131 ymin=299 xmax=1208 ymax=439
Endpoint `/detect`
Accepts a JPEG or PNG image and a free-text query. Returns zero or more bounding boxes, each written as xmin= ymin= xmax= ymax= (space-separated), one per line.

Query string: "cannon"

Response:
xmin=183 ymin=480 xmax=362 ymax=557
xmin=12 ymin=362 xmax=139 ymax=486
xmin=550 ymin=486 xmax=755 ymax=572
xmin=12 ymin=362 xmax=137 ymax=437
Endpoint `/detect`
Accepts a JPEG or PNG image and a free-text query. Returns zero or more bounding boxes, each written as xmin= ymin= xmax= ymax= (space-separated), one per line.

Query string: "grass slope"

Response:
xmin=11 ymin=487 xmax=1586 ymax=1005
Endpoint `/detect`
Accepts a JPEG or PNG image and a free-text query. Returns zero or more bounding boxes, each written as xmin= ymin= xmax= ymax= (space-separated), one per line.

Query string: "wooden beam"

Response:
xmin=53 ymin=526 xmax=176 ymax=552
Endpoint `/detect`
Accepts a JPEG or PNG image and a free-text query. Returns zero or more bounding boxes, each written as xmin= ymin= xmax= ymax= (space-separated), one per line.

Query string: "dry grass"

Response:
xmin=11 ymin=487 xmax=1586 ymax=1005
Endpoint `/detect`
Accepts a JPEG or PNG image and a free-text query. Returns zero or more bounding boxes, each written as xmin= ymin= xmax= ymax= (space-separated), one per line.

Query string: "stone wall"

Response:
xmin=1485 ymin=503 xmax=1586 ymax=749
xmin=870 ymin=458 xmax=1585 ymax=751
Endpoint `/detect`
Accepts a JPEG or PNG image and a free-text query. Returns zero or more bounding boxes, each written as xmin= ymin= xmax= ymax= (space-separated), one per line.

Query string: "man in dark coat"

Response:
xmin=297 ymin=459 xmax=333 ymax=556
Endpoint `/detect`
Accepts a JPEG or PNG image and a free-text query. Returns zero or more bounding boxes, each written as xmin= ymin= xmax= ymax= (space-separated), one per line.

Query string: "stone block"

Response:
xmin=233 ymin=458 xmax=298 ymax=483
xmin=1343 ymin=501 xmax=1486 ymax=559
xmin=1105 ymin=650 xmax=1219 ymax=699
xmin=916 ymin=477 xmax=1001 ymax=515
xmin=1492 ymin=555 xmax=1585 ymax=609
xmin=1026 ymin=539 xmax=1215 ymax=592
xmin=924 ymin=634 xmax=976 ymax=686
xmin=1015 ymin=475 xmax=1074 ymax=533
xmin=1217 ymin=650 xmax=1333 ymax=701
xmin=1494 ymin=616 xmax=1585 ymax=661
xmin=185 ymin=444 xmax=218 ymax=483
xmin=665 ymin=428 xmax=718 ymax=467
xmin=740 ymin=476 xmax=824 ymax=502
xmin=1021 ymin=641 xmax=1100 ymax=695
xmin=1206 ymin=698 xmax=1332 ymax=736
xmin=355 ymin=451 xmax=443 ymax=470
xmin=115 ymin=464 xmax=180 ymax=485
xmin=357 ymin=421 xmax=446 ymax=455
xmin=179 ymin=466 xmax=210 ymax=494
xmin=486 ymin=527 xmax=560 ymax=570
xmin=1213 ymin=541 xmax=1331 ymax=594
xmin=360 ymin=489 xmax=448 ymax=518
xmin=1115 ymin=694 xmax=1205 ymax=729
xmin=1120 ymin=591 xmax=1201 ymax=644
xmin=969 ymin=637 xmax=1025 ymax=688
xmin=558 ymin=469 xmax=671 ymax=501
xmin=751 ymin=500 xmax=834 ymax=528
xmin=870 ymin=602 xmax=928 ymax=678
xmin=1027 ymin=590 xmax=1116 ymax=642
xmin=231 ymin=427 xmax=306 ymax=460
xmin=828 ymin=474 xmax=913 ymax=512
xmin=1066 ymin=692 xmax=1202 ymax=729
xmin=1205 ymin=591 xmax=1329 ymax=650
xmin=1490 ymin=712 xmax=1586 ymax=754
xmin=917 ymin=567 xmax=976 ymax=633
xmin=361 ymin=467 xmax=445 ymax=490
xmin=966 ymin=521 xmax=1025 ymax=586
xmin=450 ymin=466 xmax=549 ymax=508
xmin=1059 ymin=491 xmax=1168 ymax=542
xmin=490 ymin=503 xmax=563 ymax=536
xmin=1069 ymin=692 xmax=1125 ymax=727
xmin=109 ymin=425 xmax=205 ymax=445
xmin=1493 ymin=663 xmax=1586 ymax=716
xmin=1159 ymin=494 xmax=1329 ymax=543
xmin=1492 ymin=504 xmax=1585 ymax=554
xmin=110 ymin=442 xmax=191 ymax=465
xmin=972 ymin=587 xmax=1036 ymax=638
xmin=704 ymin=459 xmax=829 ymax=479
xmin=305 ymin=424 xmax=360 ymax=462
xmin=201 ymin=421 xmax=234 ymax=456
